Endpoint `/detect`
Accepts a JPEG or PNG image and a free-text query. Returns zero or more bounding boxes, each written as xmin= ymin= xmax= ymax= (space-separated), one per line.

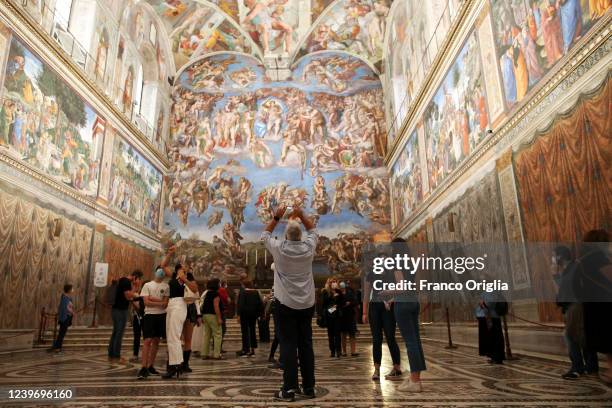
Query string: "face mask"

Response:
xmin=551 ymin=256 xmax=558 ymax=266
xmin=331 ymin=283 xmax=338 ymax=289
xmin=155 ymin=268 xmax=165 ymax=279
xmin=340 ymin=282 xmax=346 ymax=289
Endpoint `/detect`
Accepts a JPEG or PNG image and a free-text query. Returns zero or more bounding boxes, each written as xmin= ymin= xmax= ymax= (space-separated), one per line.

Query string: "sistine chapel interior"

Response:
xmin=0 ymin=0 xmax=610 ymax=406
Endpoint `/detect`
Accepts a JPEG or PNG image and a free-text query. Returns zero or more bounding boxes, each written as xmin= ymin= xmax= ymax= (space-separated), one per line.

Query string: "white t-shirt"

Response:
xmin=140 ymin=281 xmax=170 ymax=315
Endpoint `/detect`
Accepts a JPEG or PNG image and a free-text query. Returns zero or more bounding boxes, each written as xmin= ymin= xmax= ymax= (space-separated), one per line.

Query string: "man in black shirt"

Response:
xmin=108 ymin=270 xmax=143 ymax=362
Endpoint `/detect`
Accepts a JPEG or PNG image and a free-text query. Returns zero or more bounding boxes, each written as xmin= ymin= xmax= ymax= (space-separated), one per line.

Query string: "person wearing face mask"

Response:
xmin=137 ymin=267 xmax=169 ymax=379
xmin=321 ymin=278 xmax=343 ymax=358
xmin=160 ymin=247 xmax=198 ymax=379
xmin=339 ymin=281 xmax=358 ymax=357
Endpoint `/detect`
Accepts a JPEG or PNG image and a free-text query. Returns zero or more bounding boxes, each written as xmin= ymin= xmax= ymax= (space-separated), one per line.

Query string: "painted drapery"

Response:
xmin=0 ymin=186 xmax=93 ymax=329
xmin=514 ymin=77 xmax=611 ymax=321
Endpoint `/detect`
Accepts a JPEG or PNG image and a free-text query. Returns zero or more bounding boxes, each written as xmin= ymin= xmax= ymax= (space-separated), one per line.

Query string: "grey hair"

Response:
xmin=285 ymin=220 xmax=302 ymax=241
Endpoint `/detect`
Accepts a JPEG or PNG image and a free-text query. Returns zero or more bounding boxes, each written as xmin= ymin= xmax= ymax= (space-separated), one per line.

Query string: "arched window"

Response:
xmin=53 ymin=0 xmax=73 ymax=29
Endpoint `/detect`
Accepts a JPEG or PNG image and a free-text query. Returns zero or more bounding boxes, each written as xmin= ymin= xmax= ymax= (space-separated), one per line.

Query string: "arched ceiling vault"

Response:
xmin=144 ymin=0 xmax=394 ymax=77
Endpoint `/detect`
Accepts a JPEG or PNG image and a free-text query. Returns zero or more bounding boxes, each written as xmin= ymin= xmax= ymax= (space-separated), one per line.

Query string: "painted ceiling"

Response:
xmin=145 ymin=0 xmax=394 ymax=73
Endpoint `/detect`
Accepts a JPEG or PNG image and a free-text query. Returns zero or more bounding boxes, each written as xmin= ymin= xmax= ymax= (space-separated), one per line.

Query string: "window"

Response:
xmin=53 ymin=0 xmax=73 ymax=29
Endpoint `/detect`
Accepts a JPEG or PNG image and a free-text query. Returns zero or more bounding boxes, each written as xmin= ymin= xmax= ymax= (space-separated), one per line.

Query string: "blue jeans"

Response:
xmin=565 ymin=331 xmax=599 ymax=374
xmin=108 ymin=308 xmax=128 ymax=358
xmin=394 ymin=302 xmax=426 ymax=372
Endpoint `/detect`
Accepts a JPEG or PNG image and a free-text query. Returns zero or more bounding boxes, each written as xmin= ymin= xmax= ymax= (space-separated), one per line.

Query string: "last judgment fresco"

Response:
xmin=164 ymin=51 xmax=390 ymax=280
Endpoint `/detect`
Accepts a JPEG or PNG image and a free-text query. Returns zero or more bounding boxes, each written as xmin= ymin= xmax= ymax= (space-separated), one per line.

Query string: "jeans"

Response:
xmin=369 ymin=302 xmax=400 ymax=365
xmin=108 ymin=308 xmax=128 ymax=358
xmin=325 ymin=314 xmax=342 ymax=355
xmin=52 ymin=321 xmax=70 ymax=350
xmin=277 ymin=303 xmax=315 ymax=392
xmin=394 ymin=302 xmax=426 ymax=372
xmin=132 ymin=314 xmax=143 ymax=357
xmin=240 ymin=317 xmax=257 ymax=352
xmin=565 ymin=330 xmax=599 ymax=373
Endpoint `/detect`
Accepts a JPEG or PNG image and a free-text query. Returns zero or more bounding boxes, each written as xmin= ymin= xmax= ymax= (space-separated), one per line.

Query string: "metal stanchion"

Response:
xmin=445 ymin=307 xmax=458 ymax=349
xmin=502 ymin=315 xmax=518 ymax=360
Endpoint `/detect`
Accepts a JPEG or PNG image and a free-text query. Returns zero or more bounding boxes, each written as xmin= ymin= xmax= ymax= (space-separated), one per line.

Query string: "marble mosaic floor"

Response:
xmin=0 ymin=339 xmax=610 ymax=407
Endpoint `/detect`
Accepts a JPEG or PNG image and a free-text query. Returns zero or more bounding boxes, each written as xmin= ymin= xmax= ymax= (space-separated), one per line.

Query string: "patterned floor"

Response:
xmin=0 ymin=339 xmax=610 ymax=407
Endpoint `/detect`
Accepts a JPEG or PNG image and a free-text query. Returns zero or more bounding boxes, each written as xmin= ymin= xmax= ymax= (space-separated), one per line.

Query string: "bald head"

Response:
xmin=285 ymin=220 xmax=302 ymax=241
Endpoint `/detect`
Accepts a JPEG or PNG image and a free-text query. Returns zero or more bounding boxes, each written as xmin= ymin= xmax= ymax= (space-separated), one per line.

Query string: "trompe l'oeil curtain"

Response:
xmin=0 ymin=189 xmax=92 ymax=329
xmin=514 ymin=77 xmax=612 ymax=321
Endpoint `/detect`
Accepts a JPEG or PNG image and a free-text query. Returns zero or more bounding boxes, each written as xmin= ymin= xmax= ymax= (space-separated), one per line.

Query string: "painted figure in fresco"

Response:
xmin=207 ymin=210 xmax=224 ymax=228
xmin=500 ymin=46 xmax=518 ymax=105
xmin=243 ymin=0 xmax=293 ymax=55
xmin=520 ymin=25 xmax=543 ymax=86
xmin=558 ymin=0 xmax=582 ymax=53
xmin=122 ymin=67 xmax=134 ymax=115
xmin=0 ymin=100 xmax=16 ymax=147
xmin=250 ymin=138 xmax=274 ymax=168
xmin=541 ymin=0 xmax=564 ymax=67
xmin=261 ymin=99 xmax=283 ymax=140
xmin=94 ymin=30 xmax=109 ymax=81
xmin=589 ymin=0 xmax=611 ymax=19
xmin=312 ymin=175 xmax=330 ymax=215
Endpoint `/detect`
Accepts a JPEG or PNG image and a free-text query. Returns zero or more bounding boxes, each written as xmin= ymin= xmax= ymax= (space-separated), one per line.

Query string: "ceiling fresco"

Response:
xmin=145 ymin=0 xmax=393 ymax=72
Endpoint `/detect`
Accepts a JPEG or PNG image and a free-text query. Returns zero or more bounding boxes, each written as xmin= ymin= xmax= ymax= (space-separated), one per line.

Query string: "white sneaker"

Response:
xmin=397 ymin=380 xmax=423 ymax=392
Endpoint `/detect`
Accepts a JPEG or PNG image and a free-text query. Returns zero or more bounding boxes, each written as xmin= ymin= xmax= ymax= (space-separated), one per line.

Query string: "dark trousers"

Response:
xmin=369 ymin=302 xmax=401 ymax=365
xmin=326 ymin=314 xmax=342 ymax=355
xmin=565 ymin=330 xmax=599 ymax=374
xmin=269 ymin=310 xmax=280 ymax=361
xmin=132 ymin=314 xmax=143 ymax=357
xmin=477 ymin=317 xmax=488 ymax=356
xmin=52 ymin=321 xmax=70 ymax=350
xmin=488 ymin=317 xmax=505 ymax=363
xmin=394 ymin=302 xmax=426 ymax=372
xmin=108 ymin=308 xmax=128 ymax=358
xmin=277 ymin=304 xmax=315 ymax=392
xmin=240 ymin=317 xmax=257 ymax=352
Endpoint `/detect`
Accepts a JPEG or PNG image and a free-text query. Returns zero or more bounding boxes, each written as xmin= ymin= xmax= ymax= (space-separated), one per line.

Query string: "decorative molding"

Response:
xmin=394 ymin=17 xmax=611 ymax=238
xmin=0 ymin=0 xmax=171 ymax=171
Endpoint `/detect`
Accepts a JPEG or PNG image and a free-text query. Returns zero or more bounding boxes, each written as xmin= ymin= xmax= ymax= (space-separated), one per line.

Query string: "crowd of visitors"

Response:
xmin=48 ymin=222 xmax=611 ymax=398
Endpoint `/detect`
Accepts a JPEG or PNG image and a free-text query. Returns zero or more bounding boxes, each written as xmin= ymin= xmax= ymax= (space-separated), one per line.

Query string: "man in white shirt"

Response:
xmin=138 ymin=268 xmax=169 ymax=379
xmin=261 ymin=206 xmax=317 ymax=402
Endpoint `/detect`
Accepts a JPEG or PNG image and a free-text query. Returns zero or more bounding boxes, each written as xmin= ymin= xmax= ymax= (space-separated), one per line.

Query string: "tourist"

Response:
xmin=321 ymin=278 xmax=342 ymax=358
xmin=262 ymin=206 xmax=317 ymax=401
xmin=181 ymin=272 xmax=199 ymax=373
xmin=161 ymin=248 xmax=198 ymax=379
xmin=339 ymin=281 xmax=358 ymax=357
xmin=392 ymin=238 xmax=427 ymax=392
xmin=363 ymin=264 xmax=402 ymax=381
xmin=49 ymin=284 xmax=75 ymax=353
xmin=479 ymin=288 xmax=507 ymax=365
xmin=218 ymin=279 xmax=229 ymax=352
xmin=237 ymin=280 xmax=263 ymax=357
xmin=130 ymin=284 xmax=145 ymax=363
xmin=576 ymin=229 xmax=612 ymax=384
xmin=108 ymin=270 xmax=143 ymax=362
xmin=553 ymin=245 xmax=599 ymax=379
xmin=137 ymin=268 xmax=169 ymax=379
xmin=266 ymin=286 xmax=282 ymax=368
xmin=200 ymin=278 xmax=223 ymax=360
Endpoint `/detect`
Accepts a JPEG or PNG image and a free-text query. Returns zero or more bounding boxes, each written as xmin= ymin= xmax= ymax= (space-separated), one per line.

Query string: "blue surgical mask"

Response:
xmin=155 ymin=268 xmax=165 ymax=279
xmin=340 ymin=282 xmax=346 ymax=289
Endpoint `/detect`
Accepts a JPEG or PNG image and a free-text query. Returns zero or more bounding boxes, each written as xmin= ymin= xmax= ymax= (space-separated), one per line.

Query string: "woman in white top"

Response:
xmin=181 ymin=272 xmax=200 ymax=373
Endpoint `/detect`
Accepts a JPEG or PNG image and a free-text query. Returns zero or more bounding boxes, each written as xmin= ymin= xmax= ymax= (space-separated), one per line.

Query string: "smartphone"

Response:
xmin=283 ymin=206 xmax=293 ymax=220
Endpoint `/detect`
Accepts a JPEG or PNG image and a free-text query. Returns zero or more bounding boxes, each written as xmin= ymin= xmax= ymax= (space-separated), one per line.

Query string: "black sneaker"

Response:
xmin=562 ymin=371 xmax=580 ymax=380
xmin=297 ymin=388 xmax=315 ymax=399
xmin=274 ymin=389 xmax=295 ymax=402
xmin=384 ymin=368 xmax=403 ymax=381
xmin=148 ymin=366 xmax=160 ymax=375
xmin=137 ymin=367 xmax=149 ymax=380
